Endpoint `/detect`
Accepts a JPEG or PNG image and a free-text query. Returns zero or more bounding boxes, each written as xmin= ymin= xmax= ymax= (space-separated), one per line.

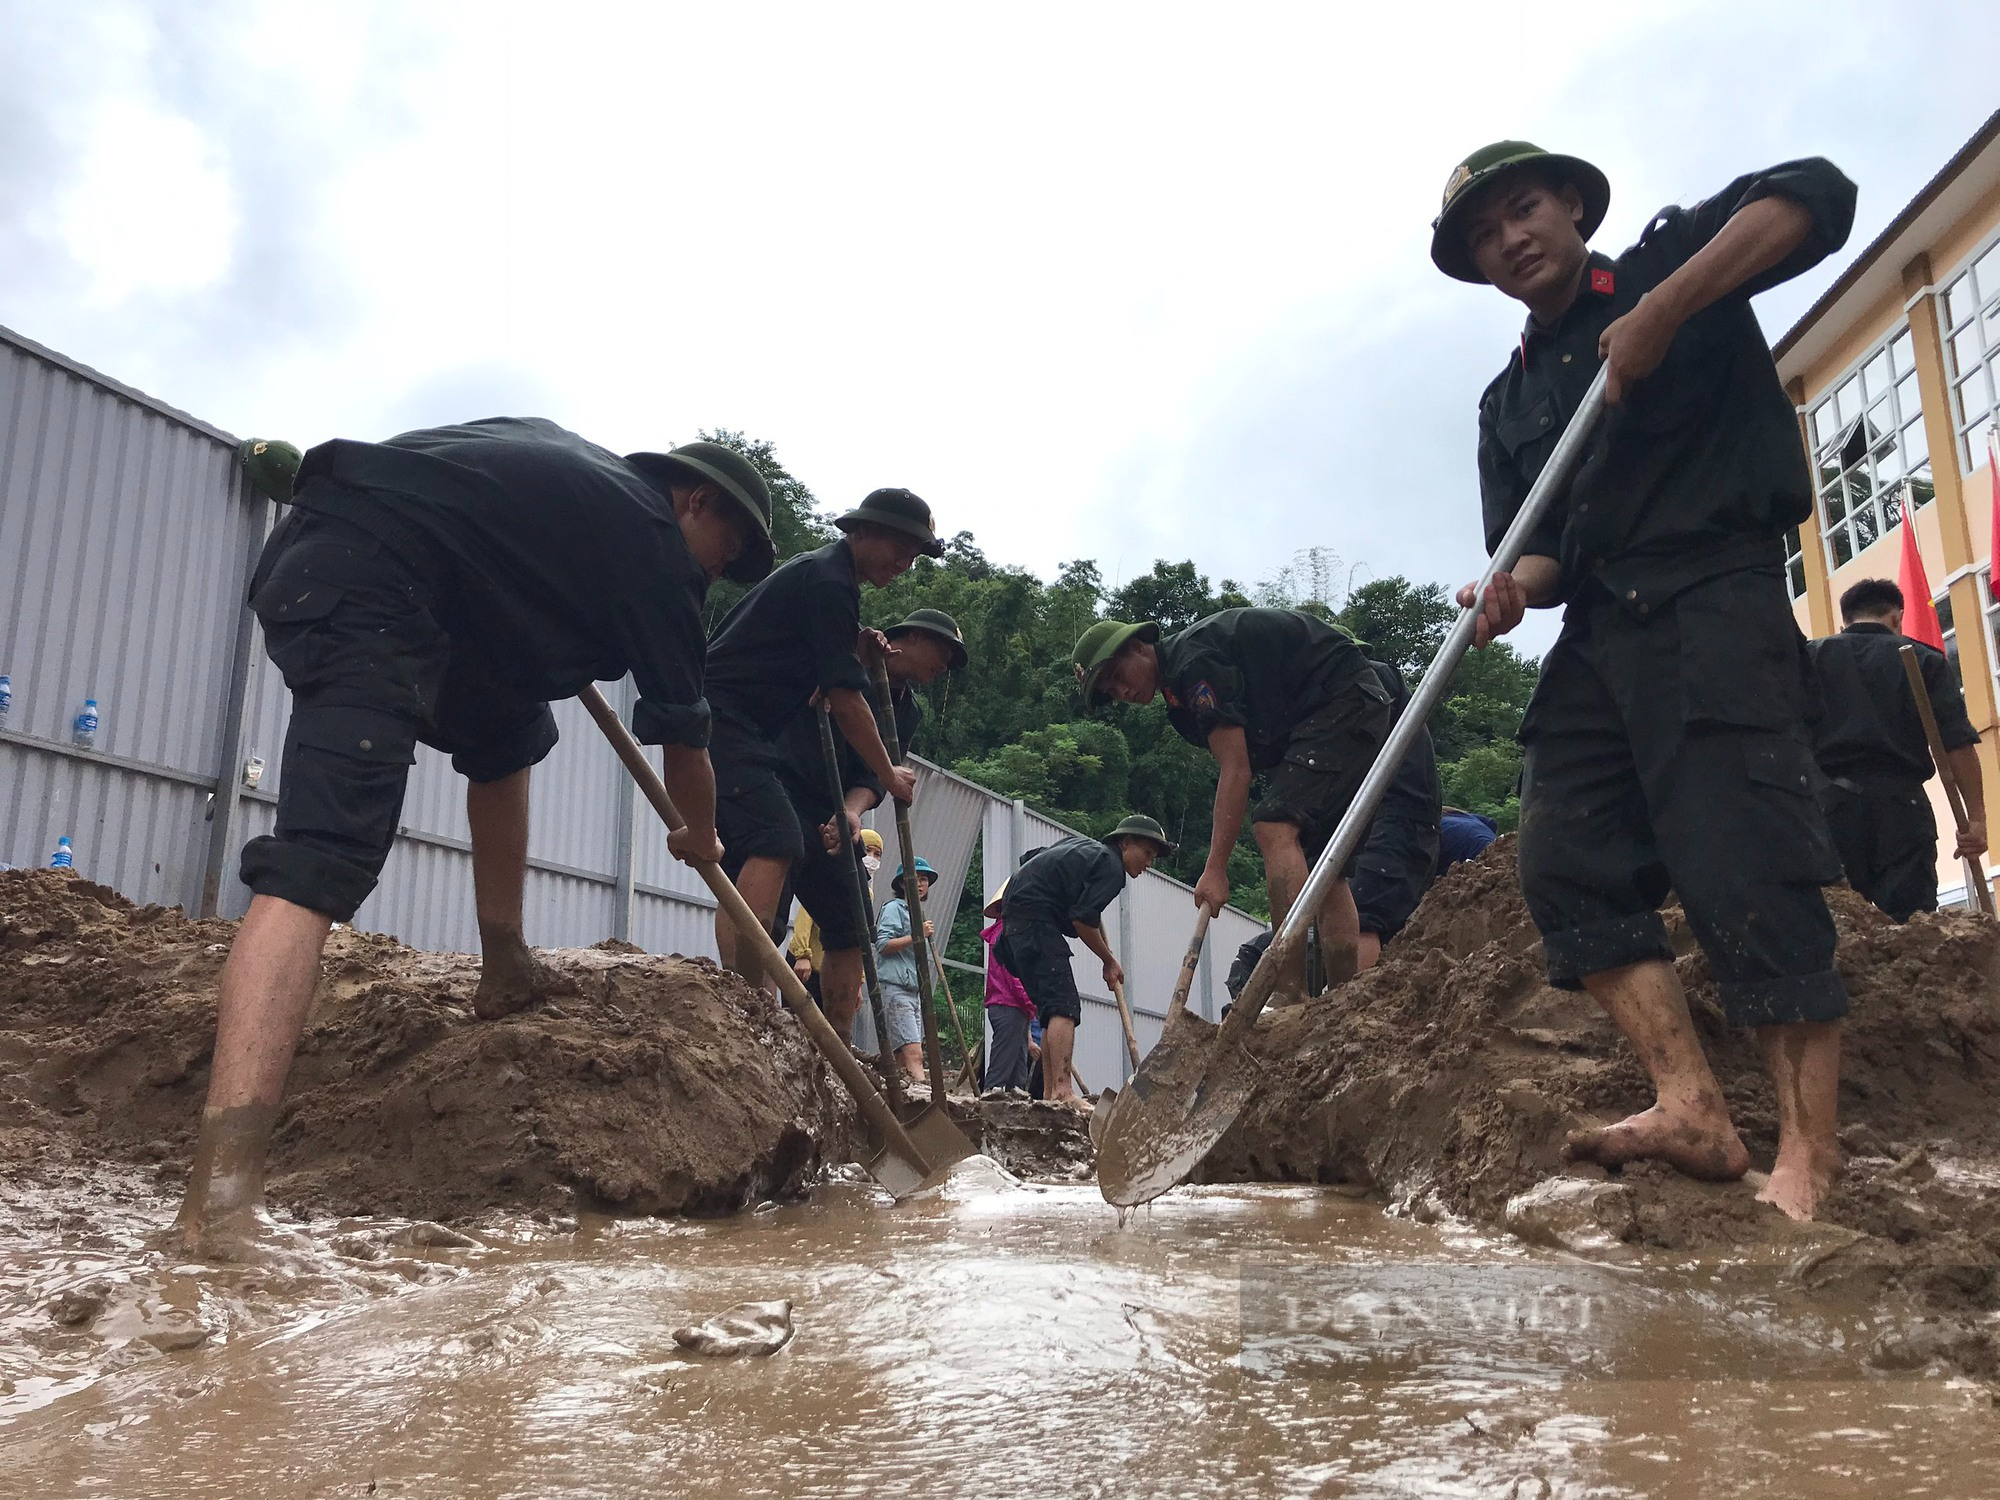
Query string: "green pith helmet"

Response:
xmin=237 ymin=438 xmax=302 ymax=503
xmin=835 ymin=487 xmax=944 ymax=558
xmin=885 ymin=606 xmax=968 ymax=670
xmin=1072 ymin=618 xmax=1161 ymax=706
xmin=1429 ymin=140 xmax=1610 ymax=284
xmin=1107 ymin=814 xmax=1176 ymax=857
xmin=892 ymin=855 xmax=938 ymax=897
xmin=626 ymin=441 xmax=776 ymax=584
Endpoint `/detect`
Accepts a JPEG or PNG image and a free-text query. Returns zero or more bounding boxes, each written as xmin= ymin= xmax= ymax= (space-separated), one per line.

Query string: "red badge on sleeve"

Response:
xmin=1590 ymin=267 xmax=1616 ymax=295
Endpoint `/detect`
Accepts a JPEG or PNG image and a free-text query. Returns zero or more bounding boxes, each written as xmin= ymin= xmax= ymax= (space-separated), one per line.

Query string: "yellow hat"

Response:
xmin=983 ymin=878 xmax=1008 ymax=917
xmin=860 ymin=827 xmax=884 ymax=854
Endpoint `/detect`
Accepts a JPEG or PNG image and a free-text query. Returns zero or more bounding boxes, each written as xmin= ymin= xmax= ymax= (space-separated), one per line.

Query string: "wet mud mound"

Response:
xmin=945 ymin=1095 xmax=1094 ymax=1181
xmin=1202 ymin=839 xmax=2000 ymax=1335
xmin=0 ymin=870 xmax=860 ymax=1222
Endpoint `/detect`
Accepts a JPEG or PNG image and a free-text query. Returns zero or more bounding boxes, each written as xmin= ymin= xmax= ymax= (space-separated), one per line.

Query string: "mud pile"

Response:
xmin=1204 ymin=839 xmax=2000 ymax=1331
xmin=0 ymin=870 xmax=861 ymax=1222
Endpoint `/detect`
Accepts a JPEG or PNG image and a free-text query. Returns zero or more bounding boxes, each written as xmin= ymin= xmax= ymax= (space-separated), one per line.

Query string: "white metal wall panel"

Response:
xmin=859 ymin=759 xmax=985 ymax=954
xmin=0 ymin=744 xmax=211 ymax=907
xmin=630 ymin=888 xmax=720 ymax=960
xmin=0 ymin=330 xmax=257 ymax=776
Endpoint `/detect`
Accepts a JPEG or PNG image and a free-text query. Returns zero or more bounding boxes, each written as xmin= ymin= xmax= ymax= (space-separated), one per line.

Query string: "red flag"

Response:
xmin=1987 ymin=427 xmax=1999 ymax=604
xmin=1898 ymin=509 xmax=1946 ymax=650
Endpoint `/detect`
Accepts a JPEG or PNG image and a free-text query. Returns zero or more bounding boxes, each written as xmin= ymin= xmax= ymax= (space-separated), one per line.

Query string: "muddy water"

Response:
xmin=3 ymin=1161 xmax=1997 ymax=1499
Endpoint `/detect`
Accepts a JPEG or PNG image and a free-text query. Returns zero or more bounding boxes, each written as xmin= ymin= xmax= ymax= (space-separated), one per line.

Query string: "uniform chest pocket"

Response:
xmin=1496 ymin=393 xmax=1560 ymax=458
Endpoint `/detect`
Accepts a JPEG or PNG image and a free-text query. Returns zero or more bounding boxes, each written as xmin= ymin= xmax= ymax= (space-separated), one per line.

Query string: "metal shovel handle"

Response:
xmin=575 ymin=685 xmax=929 ymax=1172
xmin=1223 ymin=364 xmax=1610 ymax=1034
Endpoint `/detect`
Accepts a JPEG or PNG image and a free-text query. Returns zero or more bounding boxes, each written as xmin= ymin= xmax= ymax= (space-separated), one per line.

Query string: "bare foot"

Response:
xmin=473 ymin=943 xmax=578 ymax=1020
xmin=1756 ymin=1143 xmax=1839 ymax=1221
xmin=164 ymin=1207 xmax=318 ymax=1268
xmin=1562 ymin=1104 xmax=1751 ymax=1182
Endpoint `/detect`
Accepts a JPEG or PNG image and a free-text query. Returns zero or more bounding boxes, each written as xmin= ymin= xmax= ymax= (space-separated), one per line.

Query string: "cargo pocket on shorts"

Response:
xmin=1740 ymin=734 xmax=1842 ymax=884
xmin=1675 ymin=579 xmax=1807 ymax=731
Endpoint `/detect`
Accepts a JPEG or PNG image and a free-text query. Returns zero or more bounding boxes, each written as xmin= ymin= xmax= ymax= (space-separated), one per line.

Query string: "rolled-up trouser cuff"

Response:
xmin=239 ymin=833 xmax=379 ymax=922
xmin=1542 ymin=910 xmax=1676 ymax=991
xmin=1717 ymin=969 xmax=1850 ymax=1028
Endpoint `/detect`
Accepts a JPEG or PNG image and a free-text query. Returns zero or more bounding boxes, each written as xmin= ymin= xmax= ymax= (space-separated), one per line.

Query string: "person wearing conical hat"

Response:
xmin=1431 ymin=140 xmax=1857 ymax=1219
xmin=176 ymin=422 xmax=773 ymax=1258
xmin=996 ymin=816 xmax=1174 ymax=1102
xmin=1074 ymin=608 xmax=1392 ymax=993
xmin=703 ymin=488 xmax=944 ymax=1020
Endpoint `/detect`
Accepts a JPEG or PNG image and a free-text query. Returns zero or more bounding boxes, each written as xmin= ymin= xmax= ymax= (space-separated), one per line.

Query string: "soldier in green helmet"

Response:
xmin=174 ymin=420 xmax=772 ymax=1258
xmin=1432 ymin=140 xmax=1857 ymax=1219
xmin=1074 ymin=607 xmax=1391 ymax=992
xmin=997 ymin=815 xmax=1175 ymax=1102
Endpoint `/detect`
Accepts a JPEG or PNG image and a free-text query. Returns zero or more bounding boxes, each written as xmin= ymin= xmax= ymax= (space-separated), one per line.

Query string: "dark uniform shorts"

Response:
xmin=712 ymin=721 xmax=806 ymax=877
xmin=995 ymin=918 xmax=1083 ymax=1028
xmin=1251 ymin=682 xmax=1394 ymax=876
xmin=776 ymin=778 xmax=873 ymax=954
xmin=1352 ymin=816 xmax=1440 ymax=942
xmin=1821 ymin=780 xmax=1938 ymax=922
xmin=1517 ymin=572 xmax=1849 ymax=1029
xmin=238 ymin=508 xmax=558 ymax=922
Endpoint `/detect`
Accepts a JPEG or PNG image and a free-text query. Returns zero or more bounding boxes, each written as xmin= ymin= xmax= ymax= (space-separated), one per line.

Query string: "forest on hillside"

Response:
xmin=703 ymin=431 xmax=1540 ymax=937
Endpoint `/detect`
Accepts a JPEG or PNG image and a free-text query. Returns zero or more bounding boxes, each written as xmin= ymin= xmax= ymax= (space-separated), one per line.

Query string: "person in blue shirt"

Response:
xmin=876 ymin=859 xmax=937 ymax=1085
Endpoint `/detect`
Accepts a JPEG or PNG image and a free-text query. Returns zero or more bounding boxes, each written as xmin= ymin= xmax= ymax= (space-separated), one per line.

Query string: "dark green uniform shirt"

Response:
xmin=1155 ymin=608 xmax=1377 ymax=771
xmin=1003 ymin=836 xmax=1127 ymax=930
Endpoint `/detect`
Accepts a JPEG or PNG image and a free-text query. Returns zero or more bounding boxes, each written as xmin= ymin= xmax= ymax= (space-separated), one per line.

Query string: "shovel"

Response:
xmin=1095 ymin=364 xmax=1612 ymax=1208
xmin=1089 ymin=905 xmax=1211 ymax=1149
xmin=815 ymin=703 xmax=906 ymax=1109
xmin=577 ymin=684 xmax=958 ymax=1197
xmin=867 ymin=658 xmax=979 ymax=1173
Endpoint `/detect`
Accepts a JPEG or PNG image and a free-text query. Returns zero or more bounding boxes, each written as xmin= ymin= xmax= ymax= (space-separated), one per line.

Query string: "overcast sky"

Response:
xmin=5 ymin=1 xmax=1997 ymax=658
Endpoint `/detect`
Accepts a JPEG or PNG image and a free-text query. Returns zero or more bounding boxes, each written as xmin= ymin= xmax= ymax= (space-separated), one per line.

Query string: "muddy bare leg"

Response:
xmin=173 ymin=894 xmax=332 ymax=1254
xmin=1316 ymin=876 xmax=1360 ymax=985
xmin=1042 ymin=1016 xmax=1078 ymax=1101
xmin=896 ymin=1042 xmax=926 ymax=1084
xmin=1756 ymin=1020 xmax=1841 ymax=1220
xmin=819 ymin=947 xmax=865 ymax=1035
xmin=465 ymin=768 xmax=578 ymax=1019
xmin=717 ymin=854 xmax=789 ymax=996
xmin=1253 ymin=820 xmax=1311 ymax=997
xmin=1566 ymin=958 xmax=1750 ymax=1181
xmin=1355 ymin=930 xmax=1383 ymax=972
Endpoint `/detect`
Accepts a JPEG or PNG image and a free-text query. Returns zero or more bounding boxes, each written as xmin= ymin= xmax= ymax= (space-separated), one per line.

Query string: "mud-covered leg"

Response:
xmin=1565 ymin=958 xmax=1751 ymax=1181
xmin=468 ymin=768 xmax=577 ymax=1020
xmin=173 ymin=895 xmax=331 ymax=1257
xmin=1756 ymin=1020 xmax=1842 ymax=1220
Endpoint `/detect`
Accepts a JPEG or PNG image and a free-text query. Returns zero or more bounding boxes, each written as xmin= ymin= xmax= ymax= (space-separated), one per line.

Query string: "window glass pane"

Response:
xmin=1830 ymin=522 xmax=1854 ymax=567
xmin=1909 ymin=459 xmax=1936 ymax=511
xmin=1896 ymin=372 xmax=1921 ymax=423
xmin=1838 ymin=375 xmax=1863 ymax=426
xmin=1821 ymin=477 xmax=1847 ymax=526
xmin=1962 ymin=373 xmax=1994 ymax=427
xmin=1945 ymin=273 xmax=1978 ymax=332
xmin=1789 ymin=556 xmax=1807 ymax=600
xmin=1875 ymin=430 xmax=1905 ymax=486
xmin=1903 ymin=413 xmax=1929 ymax=469
xmin=1811 ymin=400 xmax=1837 ymax=454
xmin=1863 ymin=348 xmax=1891 ymax=396
xmin=1978 ymin=242 xmax=2000 ymax=305
xmin=1890 ymin=329 xmax=1915 ymax=375
xmin=1853 ymin=495 xmax=1880 ymax=552
xmin=1937 ymin=590 xmax=1956 ymax=634
xmin=1953 ymin=326 xmax=1986 ymax=374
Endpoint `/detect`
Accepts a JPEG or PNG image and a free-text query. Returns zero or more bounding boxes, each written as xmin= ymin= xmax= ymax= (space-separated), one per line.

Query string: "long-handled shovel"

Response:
xmin=1096 ymin=364 xmax=1613 ymax=1207
xmin=866 ymin=660 xmax=978 ymax=1167
xmin=1899 ymin=644 xmax=1996 ymax=917
xmin=577 ymin=685 xmax=960 ymax=1196
xmin=816 ymin=704 xmax=906 ymax=1108
xmin=1089 ymin=906 xmax=1211 ymax=1149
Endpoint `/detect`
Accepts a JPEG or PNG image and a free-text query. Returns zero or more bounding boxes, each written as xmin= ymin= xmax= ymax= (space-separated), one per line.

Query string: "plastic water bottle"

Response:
xmin=0 ymin=675 xmax=11 ymax=730
xmin=49 ymin=836 xmax=73 ymax=870
xmin=73 ymin=698 xmax=98 ymax=750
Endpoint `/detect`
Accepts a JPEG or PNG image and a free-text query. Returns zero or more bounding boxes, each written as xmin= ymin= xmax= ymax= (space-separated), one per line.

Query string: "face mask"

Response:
xmin=862 ymin=855 xmax=882 ymax=874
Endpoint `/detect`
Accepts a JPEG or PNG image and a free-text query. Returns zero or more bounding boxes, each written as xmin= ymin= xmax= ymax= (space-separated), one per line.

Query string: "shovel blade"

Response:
xmin=1094 ymin=1010 xmax=1263 ymax=1208
xmin=1087 ymin=1087 xmax=1119 ymax=1149
xmin=901 ymin=1101 xmax=979 ymax=1171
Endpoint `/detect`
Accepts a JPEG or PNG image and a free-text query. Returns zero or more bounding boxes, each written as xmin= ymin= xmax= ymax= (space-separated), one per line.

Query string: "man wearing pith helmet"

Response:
xmin=767 ymin=605 xmax=968 ymax=1037
xmin=998 ymin=815 xmax=1175 ymax=1102
xmin=703 ymin=486 xmax=944 ymax=1000
xmin=175 ymin=421 xmax=773 ymax=1257
xmin=1434 ymin=139 xmax=1856 ymax=1219
xmin=1074 ymin=607 xmax=1391 ymax=992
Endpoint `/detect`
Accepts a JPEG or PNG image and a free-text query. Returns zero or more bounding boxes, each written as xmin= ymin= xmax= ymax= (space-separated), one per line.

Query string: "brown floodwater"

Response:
xmin=3 ymin=1158 xmax=1997 ymax=1499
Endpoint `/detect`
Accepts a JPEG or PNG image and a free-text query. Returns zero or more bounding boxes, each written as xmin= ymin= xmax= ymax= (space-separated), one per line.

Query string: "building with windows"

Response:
xmin=1777 ymin=109 xmax=2000 ymax=906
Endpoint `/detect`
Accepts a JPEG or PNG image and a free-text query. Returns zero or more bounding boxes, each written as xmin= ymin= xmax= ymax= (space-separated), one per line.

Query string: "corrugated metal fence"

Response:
xmin=0 ymin=324 xmax=1269 ymax=1076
